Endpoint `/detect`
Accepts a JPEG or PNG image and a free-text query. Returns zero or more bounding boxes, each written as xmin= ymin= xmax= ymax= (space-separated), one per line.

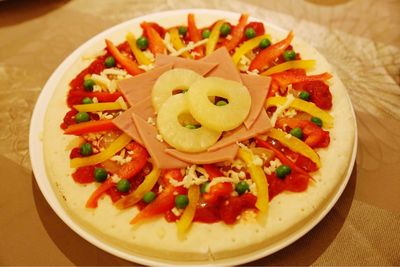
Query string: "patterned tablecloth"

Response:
xmin=0 ymin=0 xmax=399 ymax=265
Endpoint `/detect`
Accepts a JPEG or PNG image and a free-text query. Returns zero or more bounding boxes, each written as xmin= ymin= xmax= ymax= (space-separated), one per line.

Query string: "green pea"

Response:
xmin=175 ymin=194 xmax=189 ymax=209
xmin=143 ymin=191 xmax=156 ymax=203
xmin=311 ymin=117 xmax=323 ymax=127
xmin=178 ymin=26 xmax=188 ymax=36
xmin=200 ymin=182 xmax=210 ymax=194
xmin=82 ymin=97 xmax=93 ymax=104
xmin=185 ymin=124 xmax=200 ymax=129
xmin=259 ymin=38 xmax=271 ymax=49
xmin=283 ymin=50 xmax=296 ymax=61
xmin=290 ymin=127 xmax=303 ymax=139
xmin=202 ymin=29 xmax=211 ymax=39
xmin=216 ymin=100 xmax=228 ymax=106
xmin=104 ymin=56 xmax=116 ymax=68
xmin=116 ymin=179 xmax=131 ymax=192
xmin=80 ymin=143 xmax=93 ymax=156
xmin=245 ymin=27 xmax=256 ymax=39
xmin=235 ymin=181 xmax=249 ymax=195
xmin=299 ymin=91 xmax=310 ymax=101
xmin=83 ymin=79 xmax=95 ymax=91
xmin=220 ymin=23 xmax=231 ymax=36
xmin=94 ymin=167 xmax=108 ymax=182
xmin=136 ymin=36 xmax=149 ymax=50
xmin=276 ymin=165 xmax=291 ymax=179
xmin=75 ymin=112 xmax=90 ymax=123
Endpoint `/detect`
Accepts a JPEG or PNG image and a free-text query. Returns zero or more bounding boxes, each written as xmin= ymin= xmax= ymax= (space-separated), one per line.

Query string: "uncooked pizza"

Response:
xmin=43 ymin=12 xmax=355 ymax=262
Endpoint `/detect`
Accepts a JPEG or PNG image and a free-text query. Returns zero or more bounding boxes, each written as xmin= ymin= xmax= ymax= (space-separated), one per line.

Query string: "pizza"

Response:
xmin=41 ymin=10 xmax=356 ymax=264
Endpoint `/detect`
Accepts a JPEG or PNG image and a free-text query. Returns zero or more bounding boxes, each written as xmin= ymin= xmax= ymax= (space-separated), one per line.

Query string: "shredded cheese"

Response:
xmin=169 ymin=165 xmax=208 ymax=188
xmin=101 ymin=68 xmax=128 ymax=76
xmin=263 ymin=158 xmax=282 ymax=175
xmin=169 ymin=38 xmax=208 ymax=57
xmin=163 ymin=33 xmax=177 ymax=53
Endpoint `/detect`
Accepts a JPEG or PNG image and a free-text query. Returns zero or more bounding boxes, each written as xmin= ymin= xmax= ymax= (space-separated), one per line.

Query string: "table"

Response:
xmin=0 ymin=0 xmax=399 ymax=265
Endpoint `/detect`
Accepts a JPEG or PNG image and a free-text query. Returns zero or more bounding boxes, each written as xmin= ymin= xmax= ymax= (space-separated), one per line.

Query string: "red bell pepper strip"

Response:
xmin=187 ymin=13 xmax=204 ymax=58
xmin=271 ymin=69 xmax=332 ymax=89
xmin=105 ymin=39 xmax=144 ymax=76
xmin=130 ymin=169 xmax=185 ymax=224
xmin=224 ymin=13 xmax=249 ymax=52
xmin=140 ymin=22 xmax=166 ymax=55
xmin=249 ymin=31 xmax=294 ymax=71
xmin=64 ymin=120 xmax=118 ymax=135
xmin=86 ymin=178 xmax=115 ymax=208
xmin=202 ymin=164 xmax=233 ymax=205
xmin=67 ymin=91 xmax=123 ymax=106
xmin=117 ymin=142 xmax=149 ymax=179
xmin=255 ymin=138 xmax=312 ymax=178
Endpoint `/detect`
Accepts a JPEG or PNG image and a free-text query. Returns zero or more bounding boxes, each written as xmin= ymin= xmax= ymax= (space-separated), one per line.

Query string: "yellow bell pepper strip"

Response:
xmin=267 ymin=128 xmax=321 ymax=168
xmin=140 ymin=22 xmax=166 ymax=55
xmin=261 ymin=60 xmax=316 ymax=76
xmin=64 ymin=120 xmax=118 ymax=135
xmin=232 ymin=34 xmax=271 ymax=65
xmin=115 ymin=166 xmax=160 ymax=209
xmin=249 ymin=31 xmax=294 ymax=71
xmin=126 ymin=32 xmax=152 ymax=65
xmin=105 ymin=39 xmax=144 ymax=76
xmin=73 ymin=102 xmax=123 ymax=112
xmin=266 ymin=96 xmax=334 ymax=128
xmin=70 ymin=133 xmax=131 ymax=168
xmin=237 ymin=148 xmax=269 ymax=213
xmin=176 ymin=185 xmax=200 ymax=237
xmin=205 ymin=20 xmax=224 ymax=55
xmin=86 ymin=178 xmax=115 ymax=208
xmin=169 ymin=28 xmax=192 ymax=59
xmin=224 ymin=13 xmax=249 ymax=52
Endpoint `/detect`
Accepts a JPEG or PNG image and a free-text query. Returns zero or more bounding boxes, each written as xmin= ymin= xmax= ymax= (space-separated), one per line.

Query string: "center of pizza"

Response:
xmin=61 ymin=13 xmax=334 ymax=237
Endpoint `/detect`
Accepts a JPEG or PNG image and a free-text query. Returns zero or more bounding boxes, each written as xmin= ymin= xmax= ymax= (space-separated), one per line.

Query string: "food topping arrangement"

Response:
xmin=61 ymin=13 xmax=334 ymax=236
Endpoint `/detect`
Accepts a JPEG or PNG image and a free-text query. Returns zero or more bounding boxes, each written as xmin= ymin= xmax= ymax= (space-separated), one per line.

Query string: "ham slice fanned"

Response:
xmin=165 ymin=144 xmax=239 ymax=165
xmin=201 ymin=47 xmax=242 ymax=83
xmin=155 ymin=54 xmax=218 ymax=75
xmin=112 ymin=48 xmax=273 ymax=168
xmin=208 ymin=109 xmax=272 ymax=152
xmin=132 ymin=113 xmax=189 ymax=169
xmin=241 ymin=74 xmax=271 ymax=129
xmin=118 ymin=64 xmax=173 ymax=105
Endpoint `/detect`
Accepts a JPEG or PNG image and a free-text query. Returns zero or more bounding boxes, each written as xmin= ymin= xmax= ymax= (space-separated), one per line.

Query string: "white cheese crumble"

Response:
xmin=171 ymin=207 xmax=182 ymax=217
xmin=92 ymin=97 xmax=99 ymax=103
xmin=246 ymin=69 xmax=260 ymax=75
xmin=143 ymin=50 xmax=155 ymax=62
xmin=285 ymin=133 xmax=293 ymax=139
xmin=147 ymin=117 xmax=156 ymax=126
xmin=282 ymin=108 xmax=297 ymax=118
xmin=270 ymin=94 xmax=295 ymax=126
xmin=110 ymin=174 xmax=121 ymax=183
xmin=252 ymin=155 xmax=264 ymax=166
xmin=91 ymin=74 xmax=111 ymax=90
xmin=138 ymin=64 xmax=155 ymax=71
xmin=169 ymin=165 xmax=208 ymax=188
xmin=101 ymin=68 xmax=128 ymax=77
xmin=92 ymin=84 xmax=103 ymax=93
xmin=263 ymin=158 xmax=282 ymax=175
xmin=238 ymin=55 xmax=251 ymax=72
xmin=169 ymin=38 xmax=208 ymax=57
xmin=249 ymin=180 xmax=258 ymax=196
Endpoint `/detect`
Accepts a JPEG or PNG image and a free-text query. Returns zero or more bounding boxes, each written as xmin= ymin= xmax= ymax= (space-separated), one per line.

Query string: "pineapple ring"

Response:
xmin=157 ymin=94 xmax=222 ymax=153
xmin=187 ymin=77 xmax=251 ymax=131
xmin=152 ymin=68 xmax=203 ymax=112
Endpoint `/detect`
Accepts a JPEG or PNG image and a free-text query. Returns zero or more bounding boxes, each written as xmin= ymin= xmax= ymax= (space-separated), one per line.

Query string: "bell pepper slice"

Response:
xmin=205 ymin=20 xmax=224 ymax=55
xmin=115 ymin=166 xmax=160 ymax=209
xmin=73 ymin=102 xmax=124 ymax=112
xmin=176 ymin=185 xmax=200 ymax=236
xmin=187 ymin=13 xmax=204 ymax=58
xmin=105 ymin=39 xmax=144 ymax=76
xmin=266 ymin=96 xmax=334 ymax=128
xmin=169 ymin=27 xmax=192 ymax=59
xmin=270 ymin=69 xmax=332 ymax=89
xmin=202 ymin=164 xmax=233 ymax=205
xmin=86 ymin=178 xmax=115 ymax=208
xmin=237 ymin=148 xmax=269 ymax=213
xmin=126 ymin=32 xmax=152 ymax=65
xmin=261 ymin=60 xmax=316 ymax=76
xmin=64 ymin=119 xmax=118 ymax=135
xmin=232 ymin=34 xmax=271 ymax=65
xmin=70 ymin=133 xmax=131 ymax=168
xmin=141 ymin=22 xmax=166 ymax=55
xmin=224 ymin=13 xmax=249 ymax=52
xmin=267 ymin=128 xmax=321 ymax=168
xmin=249 ymin=31 xmax=294 ymax=71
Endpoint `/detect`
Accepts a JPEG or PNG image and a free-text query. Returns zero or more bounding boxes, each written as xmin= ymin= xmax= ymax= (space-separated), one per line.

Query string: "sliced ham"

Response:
xmin=112 ymin=107 xmax=143 ymax=145
xmin=201 ymin=47 xmax=242 ymax=83
xmin=132 ymin=113 xmax=189 ymax=169
xmin=118 ymin=64 xmax=173 ymax=105
xmin=155 ymin=54 xmax=217 ymax=75
xmin=165 ymin=143 xmax=239 ymax=165
xmin=240 ymin=73 xmax=271 ymax=129
xmin=208 ymin=109 xmax=272 ymax=152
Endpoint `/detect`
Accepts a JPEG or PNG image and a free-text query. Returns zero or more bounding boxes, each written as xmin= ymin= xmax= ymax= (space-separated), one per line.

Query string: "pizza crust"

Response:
xmin=43 ymin=12 xmax=356 ymax=263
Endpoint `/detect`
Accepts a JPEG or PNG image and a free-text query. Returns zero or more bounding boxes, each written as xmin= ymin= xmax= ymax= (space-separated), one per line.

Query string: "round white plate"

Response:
xmin=29 ymin=9 xmax=357 ymax=266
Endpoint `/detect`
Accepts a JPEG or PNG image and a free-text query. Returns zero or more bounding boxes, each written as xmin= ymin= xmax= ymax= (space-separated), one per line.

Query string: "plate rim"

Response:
xmin=29 ymin=8 xmax=358 ymax=266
